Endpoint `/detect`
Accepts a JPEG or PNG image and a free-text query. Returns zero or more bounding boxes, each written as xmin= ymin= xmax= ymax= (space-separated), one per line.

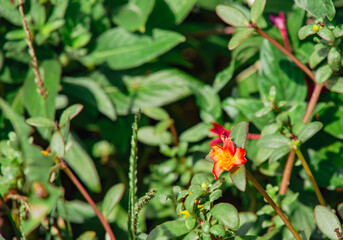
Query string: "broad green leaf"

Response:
xmin=0 ymin=0 xmax=22 ymax=26
xmin=123 ymin=69 xmax=202 ymax=111
xmin=192 ymin=85 xmax=222 ymax=123
xmin=40 ymin=19 xmax=65 ymax=36
xmin=59 ymin=104 xmax=84 ymax=127
xmin=257 ymin=134 xmax=291 ymax=149
xmin=213 ymin=60 xmax=235 ymax=92
xmin=51 ymin=131 xmax=65 ymax=158
xmin=185 ymin=189 xmax=204 ymax=213
xmin=209 ymin=190 xmax=222 ymax=202
xmin=22 ymin=60 xmax=61 ymax=138
xmin=327 ymin=47 xmax=341 ymax=72
xmin=269 ymin=146 xmax=290 ymax=163
xmin=315 ymin=64 xmax=333 ymax=84
xmin=298 ymin=25 xmax=316 ymax=40
xmin=57 ymin=200 xmax=95 ymax=223
xmin=318 ymin=27 xmax=335 ymax=42
xmin=147 ymin=220 xmax=190 ymax=239
xmin=83 ymin=28 xmax=185 ymax=70
xmin=235 ymin=237 xmax=263 ymax=240
xmin=65 ymin=134 xmax=101 ymax=193
xmin=236 ymin=212 xmax=258 ymax=236
xmin=26 ymin=117 xmax=55 ymax=128
xmin=314 ymin=206 xmax=342 ymax=240
xmin=164 ymin=0 xmax=197 ymax=24
xmin=137 ymin=126 xmax=172 ymax=146
xmin=185 ymin=217 xmax=196 ymax=230
xmin=326 ymin=77 xmax=343 ymax=93
xmin=309 ymin=44 xmax=328 ymax=69
xmin=298 ymin=121 xmax=323 ymax=143
xmin=62 ymin=77 xmax=116 ymax=121
xmin=295 ymin=0 xmax=335 ymax=20
xmin=259 ymin=40 xmax=306 ymax=102
xmin=191 ymin=173 xmax=210 ymax=186
xmin=300 ymin=228 xmax=311 ymax=240
xmin=76 ymin=231 xmax=96 ymax=240
xmin=229 ymin=122 xmax=249 ymax=148
xmin=210 ymin=203 xmax=239 ymax=230
xmin=333 ymin=24 xmax=343 ymax=38
xmin=210 ymin=224 xmax=225 ymax=237
xmin=216 ymin=5 xmax=250 ymax=27
xmin=112 ymin=3 xmax=144 ymax=31
xmin=324 ymin=105 xmax=343 ymax=139
xmin=142 ymin=107 xmax=169 ymax=120
xmin=250 ymin=0 xmax=266 ymax=24
xmin=229 ymin=28 xmax=255 ymax=50
xmin=230 ymin=165 xmax=247 ymax=192
xmin=183 ymin=231 xmax=199 ymax=240
xmin=180 ymin=122 xmax=211 ymax=143
xmin=102 ymin=183 xmax=125 ymax=218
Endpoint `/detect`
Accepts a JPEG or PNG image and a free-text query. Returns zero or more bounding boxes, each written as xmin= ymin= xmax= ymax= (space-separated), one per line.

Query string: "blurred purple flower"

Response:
xmin=270 ymin=12 xmax=291 ymax=52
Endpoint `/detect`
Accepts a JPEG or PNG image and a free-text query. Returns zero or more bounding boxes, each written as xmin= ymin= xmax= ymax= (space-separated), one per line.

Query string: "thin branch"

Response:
xmin=169 ymin=119 xmax=179 ymax=146
xmin=246 ymin=170 xmax=302 ymax=240
xmin=254 ymin=26 xmax=315 ymax=82
xmin=18 ymin=0 xmax=47 ymax=98
xmin=279 ymin=150 xmax=295 ymax=194
xmin=302 ymin=83 xmax=324 ymax=124
xmin=294 ymin=148 xmax=325 ymax=206
xmin=60 ymin=162 xmax=116 ymax=240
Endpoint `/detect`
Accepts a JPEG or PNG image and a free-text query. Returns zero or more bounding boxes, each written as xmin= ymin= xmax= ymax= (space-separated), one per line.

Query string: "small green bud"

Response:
xmin=201 ymin=182 xmax=208 ymax=190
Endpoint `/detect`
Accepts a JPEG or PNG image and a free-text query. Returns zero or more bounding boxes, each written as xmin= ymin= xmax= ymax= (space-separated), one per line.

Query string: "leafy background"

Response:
xmin=1 ymin=0 xmax=343 ymax=239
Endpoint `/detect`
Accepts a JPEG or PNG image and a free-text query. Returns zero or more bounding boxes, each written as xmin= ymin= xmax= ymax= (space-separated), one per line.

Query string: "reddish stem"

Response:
xmin=60 ymin=162 xmax=116 ymax=240
xmin=247 ymin=133 xmax=261 ymax=139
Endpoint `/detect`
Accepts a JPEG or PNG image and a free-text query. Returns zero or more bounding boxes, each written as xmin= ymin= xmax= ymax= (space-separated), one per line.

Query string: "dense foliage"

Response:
xmin=1 ymin=0 xmax=343 ymax=239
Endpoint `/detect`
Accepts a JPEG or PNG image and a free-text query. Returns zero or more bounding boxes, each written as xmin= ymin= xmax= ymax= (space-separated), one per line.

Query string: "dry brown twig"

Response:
xmin=17 ymin=0 xmax=48 ymax=98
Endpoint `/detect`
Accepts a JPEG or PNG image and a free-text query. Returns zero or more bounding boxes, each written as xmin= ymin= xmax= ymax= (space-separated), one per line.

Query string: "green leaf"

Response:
xmin=76 ymin=231 xmax=96 ymax=240
xmin=142 ymin=107 xmax=169 ymax=120
xmin=309 ymin=44 xmax=328 ymax=69
xmin=250 ymin=0 xmax=266 ymax=24
xmin=185 ymin=189 xmax=204 ymax=213
xmin=295 ymin=0 xmax=335 ymax=20
xmin=209 ymin=189 xmax=222 ymax=202
xmin=318 ymin=27 xmax=335 ymax=42
xmin=213 ymin=60 xmax=235 ymax=93
xmin=315 ymin=64 xmax=333 ymax=84
xmin=191 ymin=173 xmax=210 ymax=186
xmin=26 ymin=117 xmax=55 ymax=128
xmin=137 ymin=126 xmax=172 ymax=146
xmin=298 ymin=25 xmax=316 ymax=40
xmin=192 ymin=85 xmax=222 ymax=123
xmin=210 ymin=203 xmax=239 ymax=230
xmin=326 ymin=77 xmax=343 ymax=93
xmin=164 ymin=0 xmax=197 ymax=24
xmin=180 ymin=122 xmax=211 ymax=143
xmin=230 ymin=165 xmax=247 ymax=192
xmin=269 ymin=146 xmax=290 ymax=163
xmin=59 ymin=104 xmax=84 ymax=127
xmin=62 ymin=77 xmax=116 ymax=121
xmin=185 ymin=217 xmax=196 ymax=230
xmin=210 ymin=224 xmax=225 ymax=237
xmin=57 ymin=200 xmax=95 ymax=223
xmin=299 ymin=228 xmax=311 ymax=240
xmin=51 ymin=131 xmax=65 ymax=158
xmin=327 ymin=47 xmax=341 ymax=72
xmin=333 ymin=24 xmax=343 ymax=38
xmin=314 ymin=205 xmax=342 ymax=240
xmin=102 ymin=183 xmax=125 ymax=218
xmin=257 ymin=134 xmax=291 ymax=149
xmin=338 ymin=202 xmax=343 ymax=219
xmin=83 ymin=28 xmax=185 ymax=70
xmin=229 ymin=28 xmax=255 ymax=50
xmin=183 ymin=231 xmax=199 ymax=240
xmin=216 ymin=5 xmax=250 ymax=27
xmin=324 ymin=106 xmax=343 ymax=139
xmin=112 ymin=3 xmax=144 ymax=32
xmin=147 ymin=220 xmax=190 ymax=239
xmin=298 ymin=121 xmax=323 ymax=143
xmin=259 ymin=40 xmax=306 ymax=103
xmin=64 ymin=134 xmax=101 ymax=193
xmin=229 ymin=122 xmax=249 ymax=148
xmin=123 ymin=69 xmax=202 ymax=111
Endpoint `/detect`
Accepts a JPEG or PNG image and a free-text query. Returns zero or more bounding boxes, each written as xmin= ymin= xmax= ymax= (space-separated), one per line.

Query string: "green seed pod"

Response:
xmin=328 ymin=47 xmax=341 ymax=72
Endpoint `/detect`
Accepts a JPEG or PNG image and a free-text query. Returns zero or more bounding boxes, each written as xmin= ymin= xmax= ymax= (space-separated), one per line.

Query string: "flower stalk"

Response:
xmin=246 ymin=171 xmax=302 ymax=240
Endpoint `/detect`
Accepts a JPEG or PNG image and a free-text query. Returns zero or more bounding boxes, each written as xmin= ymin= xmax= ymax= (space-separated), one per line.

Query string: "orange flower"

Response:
xmin=209 ymin=135 xmax=247 ymax=180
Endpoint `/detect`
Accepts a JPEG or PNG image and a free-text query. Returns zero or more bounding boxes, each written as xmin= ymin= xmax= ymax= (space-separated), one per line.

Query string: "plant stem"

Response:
xmin=0 ymin=194 xmax=22 ymax=239
xmin=60 ymin=162 xmax=116 ymax=240
xmin=279 ymin=150 xmax=296 ymax=194
xmin=294 ymin=149 xmax=325 ymax=206
xmin=254 ymin=27 xmax=315 ymax=82
xmin=18 ymin=0 xmax=47 ymax=98
xmin=246 ymin=171 xmax=302 ymax=240
xmin=302 ymin=83 xmax=324 ymax=124
xmin=169 ymin=119 xmax=179 ymax=146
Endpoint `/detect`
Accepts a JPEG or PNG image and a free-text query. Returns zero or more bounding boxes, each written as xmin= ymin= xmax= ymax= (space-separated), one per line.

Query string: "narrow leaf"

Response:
xmin=257 ymin=134 xmax=291 ymax=149
xmin=26 ymin=117 xmax=55 ymax=128
xmin=216 ymin=5 xmax=250 ymax=27
xmin=298 ymin=121 xmax=323 ymax=143
xmin=102 ymin=183 xmax=125 ymax=218
xmin=229 ymin=122 xmax=249 ymax=148
xmin=250 ymin=0 xmax=266 ymax=23
xmin=229 ymin=28 xmax=255 ymax=50
xmin=59 ymin=104 xmax=84 ymax=127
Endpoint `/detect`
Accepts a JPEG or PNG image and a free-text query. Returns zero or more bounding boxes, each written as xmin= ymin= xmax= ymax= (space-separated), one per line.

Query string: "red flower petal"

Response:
xmin=210 ymin=122 xmax=227 ymax=135
xmin=234 ymin=148 xmax=247 ymax=165
xmin=209 ymin=145 xmax=224 ymax=162
xmin=212 ymin=161 xmax=223 ymax=180
xmin=223 ymin=138 xmax=235 ymax=156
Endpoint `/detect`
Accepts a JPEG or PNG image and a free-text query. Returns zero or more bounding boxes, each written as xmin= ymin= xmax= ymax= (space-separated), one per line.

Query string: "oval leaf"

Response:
xmin=26 ymin=117 xmax=55 ymax=128
xmin=327 ymin=47 xmax=341 ymax=72
xmin=229 ymin=28 xmax=255 ymax=50
xmin=315 ymin=64 xmax=333 ymax=84
xmin=51 ymin=131 xmax=65 ymax=158
xmin=318 ymin=28 xmax=335 ymax=42
xmin=142 ymin=107 xmax=169 ymax=120
xmin=257 ymin=134 xmax=291 ymax=149
xmin=210 ymin=203 xmax=239 ymax=230
xmin=102 ymin=183 xmax=125 ymax=218
xmin=59 ymin=104 xmax=84 ymax=127
xmin=250 ymin=0 xmax=266 ymax=23
xmin=298 ymin=121 xmax=323 ymax=143
xmin=230 ymin=165 xmax=247 ymax=192
xmin=309 ymin=44 xmax=328 ymax=69
xmin=147 ymin=220 xmax=190 ymax=239
xmin=326 ymin=77 xmax=343 ymax=93
xmin=229 ymin=121 xmax=249 ymax=148
xmin=314 ymin=205 xmax=342 ymax=240
xmin=298 ymin=25 xmax=316 ymax=40
xmin=216 ymin=5 xmax=250 ymax=27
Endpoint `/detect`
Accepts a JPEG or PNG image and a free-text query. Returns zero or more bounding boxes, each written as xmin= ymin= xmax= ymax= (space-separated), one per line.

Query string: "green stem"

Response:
xmin=246 ymin=171 xmax=302 ymax=240
xmin=0 ymin=194 xmax=22 ymax=239
xmin=294 ymin=148 xmax=325 ymax=206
